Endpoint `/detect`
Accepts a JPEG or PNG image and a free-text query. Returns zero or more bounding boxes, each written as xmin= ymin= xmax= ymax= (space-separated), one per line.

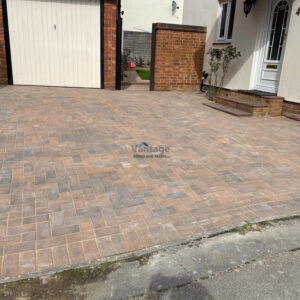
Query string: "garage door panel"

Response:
xmin=7 ymin=0 xmax=101 ymax=88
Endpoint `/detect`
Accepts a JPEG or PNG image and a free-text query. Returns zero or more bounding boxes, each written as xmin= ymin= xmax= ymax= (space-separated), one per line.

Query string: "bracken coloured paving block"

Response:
xmin=0 ymin=86 xmax=299 ymax=281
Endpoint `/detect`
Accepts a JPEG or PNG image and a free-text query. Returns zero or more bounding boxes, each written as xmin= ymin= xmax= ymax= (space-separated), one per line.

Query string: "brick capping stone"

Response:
xmin=154 ymin=23 xmax=207 ymax=33
xmin=150 ymin=23 xmax=207 ymax=92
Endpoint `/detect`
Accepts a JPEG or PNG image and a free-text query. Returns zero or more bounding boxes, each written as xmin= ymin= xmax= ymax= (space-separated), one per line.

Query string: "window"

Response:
xmin=217 ymin=0 xmax=236 ymax=42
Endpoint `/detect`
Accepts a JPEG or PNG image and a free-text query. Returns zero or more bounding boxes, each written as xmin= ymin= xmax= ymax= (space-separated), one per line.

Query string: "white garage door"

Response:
xmin=6 ymin=0 xmax=101 ymax=88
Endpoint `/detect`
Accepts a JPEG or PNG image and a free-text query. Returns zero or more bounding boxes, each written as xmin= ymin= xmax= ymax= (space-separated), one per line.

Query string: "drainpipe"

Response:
xmin=115 ymin=0 xmax=123 ymax=90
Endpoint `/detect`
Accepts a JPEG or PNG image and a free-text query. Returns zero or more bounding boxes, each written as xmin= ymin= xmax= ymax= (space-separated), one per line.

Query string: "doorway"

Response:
xmin=254 ymin=0 xmax=291 ymax=94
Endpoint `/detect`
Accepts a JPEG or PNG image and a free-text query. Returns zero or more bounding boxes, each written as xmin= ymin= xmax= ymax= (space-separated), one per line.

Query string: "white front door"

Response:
xmin=254 ymin=0 xmax=291 ymax=93
xmin=7 ymin=0 xmax=101 ymax=88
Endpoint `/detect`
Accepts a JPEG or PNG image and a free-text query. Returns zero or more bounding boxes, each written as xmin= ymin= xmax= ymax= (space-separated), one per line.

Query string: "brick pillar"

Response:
xmin=104 ymin=0 xmax=117 ymax=90
xmin=150 ymin=23 xmax=207 ymax=92
xmin=0 ymin=5 xmax=8 ymax=84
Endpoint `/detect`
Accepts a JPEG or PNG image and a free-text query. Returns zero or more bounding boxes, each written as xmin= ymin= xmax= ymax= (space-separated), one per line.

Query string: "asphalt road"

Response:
xmin=134 ymin=250 xmax=300 ymax=300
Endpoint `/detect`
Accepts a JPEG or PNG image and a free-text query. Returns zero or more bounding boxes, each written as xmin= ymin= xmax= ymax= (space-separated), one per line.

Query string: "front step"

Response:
xmin=214 ymin=96 xmax=269 ymax=116
xmin=203 ymin=102 xmax=251 ymax=117
xmin=222 ymin=90 xmax=284 ymax=117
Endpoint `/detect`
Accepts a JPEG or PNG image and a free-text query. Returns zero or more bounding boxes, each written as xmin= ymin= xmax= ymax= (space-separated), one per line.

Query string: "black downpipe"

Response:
xmin=100 ymin=0 xmax=104 ymax=89
xmin=1 ymin=0 xmax=13 ymax=84
xmin=115 ymin=0 xmax=122 ymax=90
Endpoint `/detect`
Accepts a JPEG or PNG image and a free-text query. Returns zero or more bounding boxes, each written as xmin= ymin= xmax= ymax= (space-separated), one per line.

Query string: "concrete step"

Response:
xmin=203 ymin=102 xmax=251 ymax=117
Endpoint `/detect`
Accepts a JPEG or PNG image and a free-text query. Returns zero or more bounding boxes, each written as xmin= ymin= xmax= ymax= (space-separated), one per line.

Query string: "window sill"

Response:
xmin=213 ymin=42 xmax=232 ymax=46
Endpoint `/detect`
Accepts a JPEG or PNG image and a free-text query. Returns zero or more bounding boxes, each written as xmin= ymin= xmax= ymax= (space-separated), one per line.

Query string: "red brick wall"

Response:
xmin=266 ymin=97 xmax=284 ymax=117
xmin=283 ymin=101 xmax=300 ymax=115
xmin=104 ymin=0 xmax=117 ymax=90
xmin=150 ymin=23 xmax=206 ymax=92
xmin=0 ymin=5 xmax=8 ymax=84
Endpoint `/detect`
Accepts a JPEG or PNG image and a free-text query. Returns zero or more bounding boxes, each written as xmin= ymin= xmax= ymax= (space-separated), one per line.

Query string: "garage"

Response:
xmin=4 ymin=0 xmax=104 ymax=88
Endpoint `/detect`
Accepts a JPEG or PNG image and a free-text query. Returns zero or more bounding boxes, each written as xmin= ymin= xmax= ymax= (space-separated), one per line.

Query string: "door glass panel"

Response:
xmin=267 ymin=1 xmax=289 ymax=61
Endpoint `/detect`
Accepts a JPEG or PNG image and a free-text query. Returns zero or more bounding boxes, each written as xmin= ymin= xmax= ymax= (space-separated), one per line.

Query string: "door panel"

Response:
xmin=262 ymin=64 xmax=279 ymax=81
xmin=6 ymin=0 xmax=101 ymax=88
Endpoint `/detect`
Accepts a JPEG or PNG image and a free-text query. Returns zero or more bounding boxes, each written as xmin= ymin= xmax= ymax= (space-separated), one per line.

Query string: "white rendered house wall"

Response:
xmin=122 ymin=0 xmax=184 ymax=33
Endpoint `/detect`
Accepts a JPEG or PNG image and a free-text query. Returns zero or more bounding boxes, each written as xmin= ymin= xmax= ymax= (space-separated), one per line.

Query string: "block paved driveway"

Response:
xmin=0 ymin=86 xmax=300 ymax=280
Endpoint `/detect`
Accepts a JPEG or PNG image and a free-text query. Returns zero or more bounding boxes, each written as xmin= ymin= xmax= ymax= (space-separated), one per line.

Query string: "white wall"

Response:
xmin=184 ymin=0 xmax=266 ymax=89
xmin=183 ymin=0 xmax=218 ymax=29
xmin=221 ymin=0 xmax=265 ymax=90
xmin=182 ymin=0 xmax=219 ymax=74
xmin=183 ymin=0 xmax=300 ymax=103
xmin=122 ymin=0 xmax=184 ymax=32
xmin=278 ymin=0 xmax=300 ymax=103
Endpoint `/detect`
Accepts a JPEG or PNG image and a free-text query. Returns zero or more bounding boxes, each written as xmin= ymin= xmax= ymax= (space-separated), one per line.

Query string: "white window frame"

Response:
xmin=216 ymin=1 xmax=233 ymax=42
